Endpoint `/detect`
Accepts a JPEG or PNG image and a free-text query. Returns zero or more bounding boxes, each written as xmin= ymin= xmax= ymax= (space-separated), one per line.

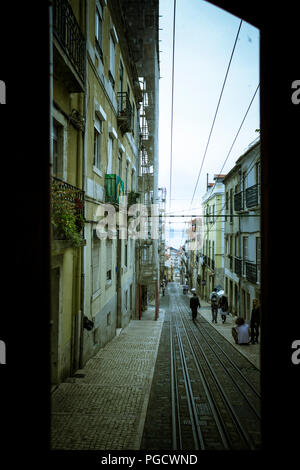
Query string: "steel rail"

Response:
xmin=180 ymin=300 xmax=261 ymax=413
xmin=170 ymin=295 xmax=201 ymax=450
xmin=181 ymin=302 xmax=261 ymax=420
xmin=195 ymin=314 xmax=261 ymax=399
xmin=174 ymin=321 xmax=204 ymax=450
xmin=170 ymin=312 xmax=182 ymax=450
xmin=177 ymin=302 xmax=257 ymax=450
xmin=180 ymin=296 xmax=261 ymax=399
xmin=173 ymin=302 xmax=231 ymax=449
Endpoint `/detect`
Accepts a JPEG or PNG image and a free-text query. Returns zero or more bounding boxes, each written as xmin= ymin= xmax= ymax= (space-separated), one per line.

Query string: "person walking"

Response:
xmin=250 ymin=298 xmax=260 ymax=344
xmin=190 ymin=289 xmax=201 ymax=322
xmin=232 ymin=317 xmax=250 ymax=345
xmin=219 ymin=295 xmax=229 ymax=323
xmin=210 ymin=288 xmax=219 ymax=323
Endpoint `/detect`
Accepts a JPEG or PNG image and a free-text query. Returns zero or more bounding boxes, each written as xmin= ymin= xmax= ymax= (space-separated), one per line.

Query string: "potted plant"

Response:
xmin=51 ymin=181 xmax=85 ymax=247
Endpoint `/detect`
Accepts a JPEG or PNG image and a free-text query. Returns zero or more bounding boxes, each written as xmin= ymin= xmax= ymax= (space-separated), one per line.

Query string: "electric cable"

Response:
xmin=169 ymin=0 xmax=176 ymax=214
xmin=189 ymin=19 xmax=243 ymax=210
xmin=166 ymin=85 xmax=260 ymax=219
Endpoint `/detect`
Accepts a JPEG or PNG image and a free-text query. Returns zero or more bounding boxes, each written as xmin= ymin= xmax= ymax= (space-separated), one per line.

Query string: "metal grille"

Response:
xmin=53 ymin=0 xmax=85 ymax=82
xmin=246 ymin=184 xmax=259 ymax=208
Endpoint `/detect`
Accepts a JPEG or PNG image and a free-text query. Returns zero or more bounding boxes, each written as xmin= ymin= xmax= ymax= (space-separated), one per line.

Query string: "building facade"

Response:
xmin=200 ymin=175 xmax=226 ymax=300
xmin=223 ymin=138 xmax=261 ymax=319
xmin=50 ymin=0 xmax=160 ymax=383
xmin=50 ymin=0 xmax=86 ymax=384
xmin=82 ymin=0 xmax=142 ymax=364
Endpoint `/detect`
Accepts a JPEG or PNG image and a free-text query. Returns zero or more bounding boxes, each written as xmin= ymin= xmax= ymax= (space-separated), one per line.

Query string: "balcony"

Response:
xmin=246 ymin=184 xmax=260 ymax=208
xmin=234 ymin=191 xmax=244 ymax=211
xmin=105 ymin=174 xmax=124 ymax=204
xmin=127 ymin=191 xmax=140 ymax=206
xmin=51 ymin=176 xmax=85 ymax=246
xmin=52 ymin=0 xmax=85 ymax=92
xmin=234 ymin=257 xmax=242 ymax=276
xmin=245 ymin=262 xmax=257 ymax=283
xmin=117 ymin=92 xmax=132 ymax=134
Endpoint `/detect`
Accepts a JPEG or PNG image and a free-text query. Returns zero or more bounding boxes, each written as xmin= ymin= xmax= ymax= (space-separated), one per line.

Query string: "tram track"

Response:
xmin=168 ymin=284 xmax=261 ymax=450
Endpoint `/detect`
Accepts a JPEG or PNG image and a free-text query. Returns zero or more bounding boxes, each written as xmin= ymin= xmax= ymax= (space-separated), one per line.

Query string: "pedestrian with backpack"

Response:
xmin=219 ymin=295 xmax=229 ymax=323
xmin=210 ymin=288 xmax=219 ymax=323
xmin=190 ymin=288 xmax=201 ymax=322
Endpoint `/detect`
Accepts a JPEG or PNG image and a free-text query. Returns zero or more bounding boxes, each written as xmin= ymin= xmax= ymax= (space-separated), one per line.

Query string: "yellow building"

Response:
xmin=200 ymin=175 xmax=226 ymax=300
xmin=50 ymin=0 xmax=159 ymax=380
xmin=50 ymin=0 xmax=86 ymax=384
xmin=81 ymin=0 xmax=142 ymax=364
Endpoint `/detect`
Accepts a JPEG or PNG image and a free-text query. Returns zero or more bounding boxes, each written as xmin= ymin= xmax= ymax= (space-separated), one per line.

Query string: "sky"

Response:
xmin=158 ymin=0 xmax=260 ymax=248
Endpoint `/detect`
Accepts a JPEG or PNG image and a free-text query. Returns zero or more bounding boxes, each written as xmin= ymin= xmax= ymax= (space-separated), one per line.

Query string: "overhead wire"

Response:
xmin=169 ymin=0 xmax=176 ymax=214
xmin=189 ymin=19 xmax=243 ymax=210
xmin=166 ymin=85 xmax=260 ymax=219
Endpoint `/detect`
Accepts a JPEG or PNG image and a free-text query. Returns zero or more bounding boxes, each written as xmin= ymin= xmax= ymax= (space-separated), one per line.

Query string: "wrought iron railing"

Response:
xmin=117 ymin=92 xmax=132 ymax=133
xmin=234 ymin=191 xmax=243 ymax=211
xmin=246 ymin=184 xmax=259 ymax=208
xmin=51 ymin=176 xmax=85 ymax=241
xmin=53 ymin=0 xmax=85 ymax=83
xmin=245 ymin=262 xmax=257 ymax=283
xmin=234 ymin=257 xmax=242 ymax=276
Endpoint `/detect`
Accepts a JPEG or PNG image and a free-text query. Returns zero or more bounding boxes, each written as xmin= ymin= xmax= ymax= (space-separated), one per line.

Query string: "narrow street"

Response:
xmin=51 ymin=282 xmax=260 ymax=450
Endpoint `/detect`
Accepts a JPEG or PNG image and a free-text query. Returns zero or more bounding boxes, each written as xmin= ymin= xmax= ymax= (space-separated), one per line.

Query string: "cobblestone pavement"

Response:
xmin=51 ymin=308 xmax=164 ymax=450
xmin=51 ymin=284 xmax=260 ymax=450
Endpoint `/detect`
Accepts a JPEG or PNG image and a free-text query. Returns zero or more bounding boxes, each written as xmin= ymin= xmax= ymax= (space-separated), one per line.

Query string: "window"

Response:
xmin=225 ymin=191 xmax=229 ymax=221
xmin=94 ymin=117 xmax=102 ymax=170
xmin=119 ymin=60 xmax=124 ymax=94
xmin=106 ymin=239 xmax=112 ymax=282
xmin=125 ymin=161 xmax=129 ymax=193
xmin=256 ymin=161 xmax=261 ymax=199
xmin=95 ymin=2 xmax=103 ymax=60
xmin=92 ymin=238 xmax=101 ymax=294
xmin=118 ymin=151 xmax=122 ymax=179
xmin=243 ymin=236 xmax=249 ymax=275
xmin=235 ymin=234 xmax=240 ymax=257
xmin=125 ymin=290 xmax=128 ymax=311
xmin=109 ymin=34 xmax=116 ymax=87
xmin=52 ymin=119 xmax=63 ymax=178
xmin=131 ymin=169 xmax=135 ymax=192
xmin=256 ymin=237 xmax=261 ymax=283
xmin=107 ymin=137 xmax=113 ymax=174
